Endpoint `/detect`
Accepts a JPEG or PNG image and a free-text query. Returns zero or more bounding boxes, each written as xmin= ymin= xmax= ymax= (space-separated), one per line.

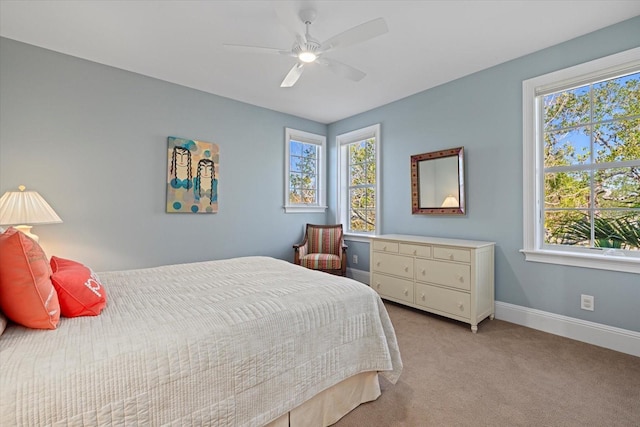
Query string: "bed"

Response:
xmin=0 ymin=256 xmax=402 ymax=426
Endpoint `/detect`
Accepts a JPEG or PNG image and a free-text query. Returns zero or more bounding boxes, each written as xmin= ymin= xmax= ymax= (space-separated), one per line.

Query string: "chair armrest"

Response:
xmin=293 ymin=237 xmax=309 ymax=264
xmin=338 ymin=240 xmax=348 ymax=256
xmin=293 ymin=236 xmax=308 ymax=251
xmin=341 ymin=244 xmax=348 ymax=275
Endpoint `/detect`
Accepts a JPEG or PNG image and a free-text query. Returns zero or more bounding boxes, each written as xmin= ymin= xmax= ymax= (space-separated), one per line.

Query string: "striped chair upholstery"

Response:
xmin=293 ymin=224 xmax=347 ymax=276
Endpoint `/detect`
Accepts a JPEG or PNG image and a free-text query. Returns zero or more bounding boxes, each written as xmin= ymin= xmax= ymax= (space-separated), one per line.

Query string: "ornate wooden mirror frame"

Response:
xmin=411 ymin=147 xmax=465 ymax=215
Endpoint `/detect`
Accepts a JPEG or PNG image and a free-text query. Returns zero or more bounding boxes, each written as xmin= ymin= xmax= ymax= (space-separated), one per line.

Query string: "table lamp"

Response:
xmin=0 ymin=185 xmax=63 ymax=242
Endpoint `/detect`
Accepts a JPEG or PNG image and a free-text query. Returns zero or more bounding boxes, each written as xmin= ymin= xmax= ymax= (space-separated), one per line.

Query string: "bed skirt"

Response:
xmin=266 ymin=371 xmax=379 ymax=427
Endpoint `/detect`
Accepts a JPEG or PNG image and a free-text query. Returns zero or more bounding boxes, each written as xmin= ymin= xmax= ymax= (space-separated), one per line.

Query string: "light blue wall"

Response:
xmin=328 ymin=16 xmax=640 ymax=332
xmin=0 ymin=38 xmax=326 ymax=271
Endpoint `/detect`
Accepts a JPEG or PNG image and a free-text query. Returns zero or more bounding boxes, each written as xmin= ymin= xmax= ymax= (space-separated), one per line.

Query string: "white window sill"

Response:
xmin=520 ymin=249 xmax=640 ymax=274
xmin=343 ymin=233 xmax=374 ymax=243
xmin=283 ymin=205 xmax=327 ymax=214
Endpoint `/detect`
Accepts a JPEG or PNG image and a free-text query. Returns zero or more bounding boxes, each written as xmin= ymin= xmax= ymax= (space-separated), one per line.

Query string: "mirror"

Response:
xmin=411 ymin=147 xmax=465 ymax=215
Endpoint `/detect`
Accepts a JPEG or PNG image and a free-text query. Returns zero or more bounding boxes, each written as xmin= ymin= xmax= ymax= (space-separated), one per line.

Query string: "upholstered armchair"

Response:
xmin=293 ymin=224 xmax=348 ymax=276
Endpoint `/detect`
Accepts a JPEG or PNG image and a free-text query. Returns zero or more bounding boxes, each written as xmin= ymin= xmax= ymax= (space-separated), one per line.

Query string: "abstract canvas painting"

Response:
xmin=166 ymin=136 xmax=219 ymax=213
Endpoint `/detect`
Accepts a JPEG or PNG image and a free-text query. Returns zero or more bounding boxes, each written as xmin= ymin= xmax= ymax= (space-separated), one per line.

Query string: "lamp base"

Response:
xmin=14 ymin=225 xmax=39 ymax=242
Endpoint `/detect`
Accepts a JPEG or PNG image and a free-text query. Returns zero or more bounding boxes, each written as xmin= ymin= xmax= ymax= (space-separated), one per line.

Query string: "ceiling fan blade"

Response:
xmin=320 ymin=17 xmax=388 ymax=52
xmin=316 ymin=57 xmax=366 ymax=82
xmin=223 ymin=44 xmax=294 ymax=57
xmin=280 ymin=63 xmax=305 ymax=87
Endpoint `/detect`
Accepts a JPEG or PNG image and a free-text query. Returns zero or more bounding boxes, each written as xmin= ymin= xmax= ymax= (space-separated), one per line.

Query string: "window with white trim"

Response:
xmin=284 ymin=128 xmax=326 ymax=213
xmin=337 ymin=124 xmax=381 ymax=236
xmin=522 ymin=47 xmax=640 ymax=274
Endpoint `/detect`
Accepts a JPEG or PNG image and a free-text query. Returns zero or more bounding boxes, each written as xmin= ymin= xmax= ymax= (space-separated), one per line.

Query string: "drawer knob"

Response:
xmin=383 ymin=245 xmax=387 ymax=250
xmin=421 ymin=269 xmax=426 ymax=275
xmin=404 ymin=265 xmax=409 ymax=272
xmin=449 ymin=253 xmax=454 ymax=260
xmin=420 ymin=293 xmax=425 ymax=300
xmin=404 ymin=289 xmax=409 ymax=296
xmin=376 ymin=282 xmax=381 ymax=289
xmin=457 ymin=302 xmax=464 ymax=310
xmin=413 ymin=250 xmax=417 ymax=255
xmin=376 ymin=261 xmax=381 ymax=266
xmin=456 ymin=274 xmax=463 ymax=282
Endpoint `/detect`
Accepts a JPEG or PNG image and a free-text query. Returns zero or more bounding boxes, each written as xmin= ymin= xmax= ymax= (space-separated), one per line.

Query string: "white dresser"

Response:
xmin=370 ymin=234 xmax=495 ymax=332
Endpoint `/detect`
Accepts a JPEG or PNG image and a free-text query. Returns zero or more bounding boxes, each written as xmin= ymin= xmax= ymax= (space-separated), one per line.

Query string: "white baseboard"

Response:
xmin=495 ymin=301 xmax=640 ymax=357
xmin=345 ymin=268 xmax=639 ymax=357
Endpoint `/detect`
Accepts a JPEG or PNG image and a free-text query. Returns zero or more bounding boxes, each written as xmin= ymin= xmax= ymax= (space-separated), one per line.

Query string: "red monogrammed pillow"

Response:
xmin=50 ymin=256 xmax=107 ymax=317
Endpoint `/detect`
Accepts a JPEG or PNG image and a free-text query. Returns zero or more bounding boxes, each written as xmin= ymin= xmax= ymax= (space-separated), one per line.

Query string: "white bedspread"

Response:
xmin=0 ymin=256 xmax=402 ymax=426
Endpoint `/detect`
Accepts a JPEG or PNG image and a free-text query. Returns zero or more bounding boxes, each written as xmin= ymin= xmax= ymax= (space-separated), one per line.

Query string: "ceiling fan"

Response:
xmin=223 ymin=8 xmax=388 ymax=87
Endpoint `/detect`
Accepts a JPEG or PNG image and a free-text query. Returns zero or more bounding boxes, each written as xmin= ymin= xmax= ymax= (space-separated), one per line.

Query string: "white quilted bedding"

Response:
xmin=0 ymin=256 xmax=402 ymax=426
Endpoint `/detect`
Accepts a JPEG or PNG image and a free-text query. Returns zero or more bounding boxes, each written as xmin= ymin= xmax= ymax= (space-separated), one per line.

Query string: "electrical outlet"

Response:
xmin=581 ymin=294 xmax=594 ymax=311
xmin=352 ymin=254 xmax=358 ymax=264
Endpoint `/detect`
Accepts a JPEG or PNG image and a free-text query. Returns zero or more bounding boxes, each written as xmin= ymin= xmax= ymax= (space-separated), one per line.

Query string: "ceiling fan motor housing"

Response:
xmin=293 ymin=38 xmax=321 ymax=57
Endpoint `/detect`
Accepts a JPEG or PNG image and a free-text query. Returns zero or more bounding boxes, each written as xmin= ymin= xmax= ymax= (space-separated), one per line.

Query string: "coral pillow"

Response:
xmin=50 ymin=256 xmax=107 ymax=317
xmin=0 ymin=227 xmax=60 ymax=329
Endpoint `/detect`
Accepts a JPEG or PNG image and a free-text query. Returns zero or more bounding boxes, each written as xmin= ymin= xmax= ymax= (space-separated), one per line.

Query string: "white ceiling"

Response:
xmin=1 ymin=1 xmax=639 ymax=124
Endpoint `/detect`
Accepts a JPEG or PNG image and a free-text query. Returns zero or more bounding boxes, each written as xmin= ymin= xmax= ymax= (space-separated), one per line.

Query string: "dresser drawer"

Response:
xmin=372 ymin=252 xmax=413 ymax=279
xmin=415 ymin=283 xmax=470 ymax=319
xmin=415 ymin=259 xmax=471 ymax=291
xmin=433 ymin=246 xmax=471 ymax=263
xmin=372 ymin=240 xmax=399 ymax=253
xmin=399 ymin=243 xmax=431 ymax=258
xmin=371 ymin=273 xmax=414 ymax=304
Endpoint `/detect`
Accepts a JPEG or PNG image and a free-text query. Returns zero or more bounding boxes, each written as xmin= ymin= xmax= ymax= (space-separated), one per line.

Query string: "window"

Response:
xmin=284 ymin=128 xmax=326 ymax=213
xmin=522 ymin=47 xmax=640 ymax=273
xmin=337 ymin=124 xmax=381 ymax=237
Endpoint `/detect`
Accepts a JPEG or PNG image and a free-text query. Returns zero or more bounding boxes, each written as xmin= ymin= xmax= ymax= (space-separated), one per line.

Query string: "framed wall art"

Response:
xmin=166 ymin=136 xmax=219 ymax=213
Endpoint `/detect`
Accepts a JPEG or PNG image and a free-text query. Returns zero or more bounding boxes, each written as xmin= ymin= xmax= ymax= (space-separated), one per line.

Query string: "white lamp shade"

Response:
xmin=441 ymin=195 xmax=459 ymax=208
xmin=0 ymin=187 xmax=62 ymax=226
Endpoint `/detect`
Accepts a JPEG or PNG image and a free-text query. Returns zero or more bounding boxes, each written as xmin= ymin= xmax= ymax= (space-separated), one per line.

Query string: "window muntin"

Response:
xmin=284 ymin=128 xmax=326 ymax=213
xmin=337 ymin=124 xmax=380 ymax=236
xmin=522 ymin=47 xmax=640 ymax=273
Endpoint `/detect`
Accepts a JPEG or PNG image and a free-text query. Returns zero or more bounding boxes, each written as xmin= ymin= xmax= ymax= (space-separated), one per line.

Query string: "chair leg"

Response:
xmin=341 ymin=249 xmax=347 ymax=276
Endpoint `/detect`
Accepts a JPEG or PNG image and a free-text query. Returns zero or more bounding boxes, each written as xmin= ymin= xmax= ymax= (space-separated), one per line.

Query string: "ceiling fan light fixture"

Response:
xmin=298 ymin=51 xmax=317 ymax=63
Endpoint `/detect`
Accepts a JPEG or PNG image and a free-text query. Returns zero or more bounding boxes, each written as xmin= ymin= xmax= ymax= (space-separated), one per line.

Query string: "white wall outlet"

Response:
xmin=581 ymin=294 xmax=594 ymax=311
xmin=353 ymin=254 xmax=358 ymax=264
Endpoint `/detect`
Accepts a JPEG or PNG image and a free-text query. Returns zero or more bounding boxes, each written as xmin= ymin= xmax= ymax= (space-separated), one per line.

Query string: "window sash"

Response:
xmin=289 ymin=142 xmax=319 ymax=205
xmin=539 ymin=73 xmax=640 ymax=253
xmin=347 ymin=141 xmax=376 ymax=233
